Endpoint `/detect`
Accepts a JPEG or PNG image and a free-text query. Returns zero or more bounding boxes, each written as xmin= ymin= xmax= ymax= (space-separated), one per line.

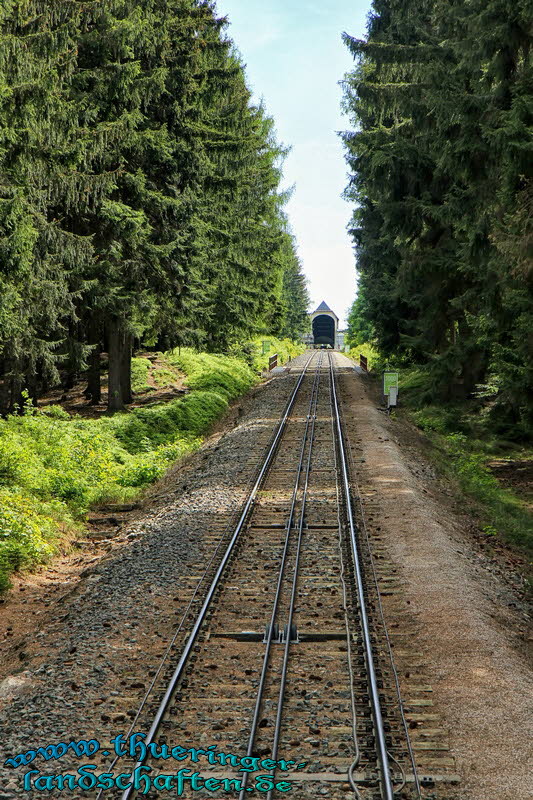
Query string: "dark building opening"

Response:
xmin=312 ymin=314 xmax=335 ymax=347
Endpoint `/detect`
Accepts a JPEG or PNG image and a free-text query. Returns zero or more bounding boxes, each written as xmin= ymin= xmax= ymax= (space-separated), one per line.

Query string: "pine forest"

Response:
xmin=343 ymin=0 xmax=532 ymax=437
xmin=0 ymin=0 xmax=309 ymax=414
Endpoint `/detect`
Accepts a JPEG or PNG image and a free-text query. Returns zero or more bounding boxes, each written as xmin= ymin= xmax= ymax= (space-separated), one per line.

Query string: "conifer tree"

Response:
xmin=0 ymin=0 xmax=92 ymax=412
xmin=274 ymin=231 xmax=310 ymax=340
xmin=0 ymin=1 xmax=304 ymax=414
xmin=342 ymin=0 xmax=533 ymax=431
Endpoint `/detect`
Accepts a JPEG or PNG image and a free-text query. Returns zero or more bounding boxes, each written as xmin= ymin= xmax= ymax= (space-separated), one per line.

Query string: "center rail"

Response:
xmin=238 ymin=352 xmax=324 ymax=799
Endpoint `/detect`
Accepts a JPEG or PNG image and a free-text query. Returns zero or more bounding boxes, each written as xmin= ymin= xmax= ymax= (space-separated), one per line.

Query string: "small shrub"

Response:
xmin=40 ymin=405 xmax=71 ymax=420
xmin=409 ymin=420 xmax=533 ymax=555
xmin=346 ymin=342 xmax=382 ymax=370
xmin=248 ymin=337 xmax=305 ymax=372
xmin=411 ymin=407 xmax=463 ymax=435
xmin=152 ymin=365 xmax=180 ymax=387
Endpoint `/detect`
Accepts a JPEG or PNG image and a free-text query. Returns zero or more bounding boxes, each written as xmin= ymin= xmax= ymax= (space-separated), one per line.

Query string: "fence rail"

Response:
xmin=359 ymin=354 xmax=368 ymax=372
xmin=268 ymin=354 xmax=278 ymax=371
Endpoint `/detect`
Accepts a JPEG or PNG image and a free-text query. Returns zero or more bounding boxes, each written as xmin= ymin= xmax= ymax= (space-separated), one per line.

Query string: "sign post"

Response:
xmin=262 ymin=340 xmax=271 ymax=355
xmin=383 ymin=371 xmax=399 ymax=410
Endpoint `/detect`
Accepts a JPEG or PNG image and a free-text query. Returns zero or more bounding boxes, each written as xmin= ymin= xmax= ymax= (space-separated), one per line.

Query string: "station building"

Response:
xmin=311 ymin=301 xmax=339 ymax=348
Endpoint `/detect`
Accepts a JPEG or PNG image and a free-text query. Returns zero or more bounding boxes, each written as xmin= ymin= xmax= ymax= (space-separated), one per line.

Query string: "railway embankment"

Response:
xmin=0 ymin=363 xmax=306 ymax=793
xmin=0 ymin=352 xmax=531 ymax=800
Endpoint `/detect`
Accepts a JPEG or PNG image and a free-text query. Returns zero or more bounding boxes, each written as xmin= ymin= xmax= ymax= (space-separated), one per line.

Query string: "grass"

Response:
xmin=346 ymin=342 xmax=382 ymax=370
xmin=0 ymin=348 xmax=258 ymax=592
xmin=131 ymin=354 xmax=182 ymax=393
xmin=248 ymin=337 xmax=305 ymax=372
xmin=131 ymin=357 xmax=153 ymax=393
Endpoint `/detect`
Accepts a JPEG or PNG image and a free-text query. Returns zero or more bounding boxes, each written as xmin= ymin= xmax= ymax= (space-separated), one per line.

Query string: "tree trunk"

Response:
xmin=63 ymin=365 xmax=77 ymax=392
xmin=86 ymin=346 xmax=102 ymax=404
xmin=107 ymin=318 xmax=124 ymax=412
xmin=121 ymin=331 xmax=133 ymax=404
xmin=84 ymin=316 xmax=102 ymax=404
xmin=26 ymin=371 xmax=39 ymax=407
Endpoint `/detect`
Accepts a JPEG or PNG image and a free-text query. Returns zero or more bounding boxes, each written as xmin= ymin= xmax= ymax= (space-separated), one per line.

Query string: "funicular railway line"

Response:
xmin=96 ymin=352 xmax=452 ymax=800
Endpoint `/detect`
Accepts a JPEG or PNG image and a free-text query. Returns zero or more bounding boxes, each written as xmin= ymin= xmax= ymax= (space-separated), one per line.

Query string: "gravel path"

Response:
xmin=339 ymin=363 xmax=532 ymax=800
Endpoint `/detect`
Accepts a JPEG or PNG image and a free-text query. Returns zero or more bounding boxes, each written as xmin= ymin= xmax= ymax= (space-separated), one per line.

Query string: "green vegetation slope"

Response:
xmin=0 ymin=348 xmax=260 ymax=592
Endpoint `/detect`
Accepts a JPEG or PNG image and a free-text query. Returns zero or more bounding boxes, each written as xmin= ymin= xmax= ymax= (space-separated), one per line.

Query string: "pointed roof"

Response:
xmin=312 ymin=301 xmax=339 ymax=320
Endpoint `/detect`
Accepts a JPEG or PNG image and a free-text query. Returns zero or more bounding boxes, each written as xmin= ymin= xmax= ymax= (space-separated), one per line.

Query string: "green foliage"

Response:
xmin=248 ymin=338 xmax=305 ymax=372
xmin=398 ymin=369 xmax=435 ymax=405
xmin=272 ymin=232 xmax=310 ymax=340
xmin=167 ymin=350 xmax=253 ymax=394
xmin=346 ymin=294 xmax=374 ymax=349
xmin=0 ymin=490 xmax=61 ymax=591
xmin=152 ymin=365 xmax=180 ymax=389
xmin=342 ymin=0 xmax=533 ymax=433
xmin=0 ymin=347 xmax=257 ymax=591
xmin=0 ymin=0 xmax=303 ymax=413
xmin=346 ymin=343 xmax=382 ymax=370
xmin=443 ymin=433 xmax=532 ymax=553
xmin=131 ymin=358 xmax=153 ymax=394
xmin=408 ymin=414 xmax=533 ymax=554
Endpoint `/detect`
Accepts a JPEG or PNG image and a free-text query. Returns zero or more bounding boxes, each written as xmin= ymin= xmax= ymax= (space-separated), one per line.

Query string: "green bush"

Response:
xmin=109 ymin=391 xmax=229 ymax=453
xmin=167 ymin=348 xmax=256 ymax=397
xmin=346 ymin=342 xmax=382 ymax=370
xmin=410 ymin=406 xmax=466 ymax=435
xmin=0 ymin=490 xmax=63 ymax=587
xmin=409 ymin=423 xmax=533 ymax=555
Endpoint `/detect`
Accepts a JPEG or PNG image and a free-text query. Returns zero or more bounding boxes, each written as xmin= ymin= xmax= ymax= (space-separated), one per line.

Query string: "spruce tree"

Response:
xmin=0 ymin=0 xmax=92 ymax=412
xmin=343 ymin=0 xmax=532 ymax=429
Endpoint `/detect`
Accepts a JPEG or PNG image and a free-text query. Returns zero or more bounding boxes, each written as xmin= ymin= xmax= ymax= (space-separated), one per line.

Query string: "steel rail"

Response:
xmin=121 ymin=353 xmax=316 ymax=800
xmin=238 ymin=352 xmax=324 ymax=800
xmin=330 ymin=369 xmax=363 ymax=800
xmin=263 ymin=354 xmax=325 ymax=800
xmin=339 ymin=381 xmax=421 ymax=798
xmin=328 ymin=353 xmax=395 ymax=800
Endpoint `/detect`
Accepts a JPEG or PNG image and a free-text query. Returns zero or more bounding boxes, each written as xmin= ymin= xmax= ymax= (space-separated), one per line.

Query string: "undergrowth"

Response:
xmin=0 ymin=348 xmax=258 ymax=592
xmin=348 ymin=357 xmax=533 ymax=558
xmin=346 ymin=342 xmax=383 ymax=370
xmin=247 ymin=337 xmax=304 ymax=372
xmin=131 ymin=355 xmax=181 ymax=393
xmin=397 ymin=370 xmax=533 ymax=557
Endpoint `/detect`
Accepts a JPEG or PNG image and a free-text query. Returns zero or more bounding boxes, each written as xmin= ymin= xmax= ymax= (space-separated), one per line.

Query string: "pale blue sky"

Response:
xmin=214 ymin=0 xmax=371 ymax=327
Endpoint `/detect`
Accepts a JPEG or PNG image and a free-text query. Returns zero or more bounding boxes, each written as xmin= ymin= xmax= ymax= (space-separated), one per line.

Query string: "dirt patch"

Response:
xmin=338 ymin=363 xmax=532 ymax=800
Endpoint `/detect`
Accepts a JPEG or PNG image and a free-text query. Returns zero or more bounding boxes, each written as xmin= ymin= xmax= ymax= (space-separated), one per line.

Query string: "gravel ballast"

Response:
xmin=0 ymin=369 xmax=301 ymax=794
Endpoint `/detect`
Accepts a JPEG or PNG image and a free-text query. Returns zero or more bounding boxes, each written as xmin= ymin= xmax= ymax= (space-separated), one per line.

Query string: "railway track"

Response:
xmin=94 ymin=352 xmax=444 ymax=799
